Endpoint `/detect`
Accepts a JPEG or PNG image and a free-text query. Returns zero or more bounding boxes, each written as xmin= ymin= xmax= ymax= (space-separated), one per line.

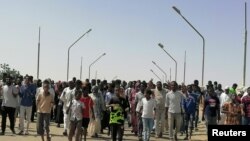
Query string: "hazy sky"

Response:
xmin=0 ymin=0 xmax=249 ymax=87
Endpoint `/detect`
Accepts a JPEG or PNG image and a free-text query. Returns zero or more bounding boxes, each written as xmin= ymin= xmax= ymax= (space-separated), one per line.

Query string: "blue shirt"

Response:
xmin=190 ymin=91 xmax=201 ymax=109
xmin=20 ymin=84 xmax=36 ymax=106
xmin=182 ymin=94 xmax=196 ymax=115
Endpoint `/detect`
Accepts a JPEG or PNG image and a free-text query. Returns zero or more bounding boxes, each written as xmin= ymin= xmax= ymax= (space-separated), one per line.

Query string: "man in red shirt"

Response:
xmin=241 ymin=87 xmax=250 ymax=125
xmin=80 ymin=86 xmax=95 ymax=141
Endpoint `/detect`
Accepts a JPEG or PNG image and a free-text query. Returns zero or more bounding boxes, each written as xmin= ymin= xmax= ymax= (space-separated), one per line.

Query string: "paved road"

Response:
xmin=0 ymin=116 xmax=207 ymax=141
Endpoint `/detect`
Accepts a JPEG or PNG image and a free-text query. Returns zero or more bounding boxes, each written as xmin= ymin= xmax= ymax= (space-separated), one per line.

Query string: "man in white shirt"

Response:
xmin=135 ymin=83 xmax=146 ymax=140
xmin=140 ymin=89 xmax=156 ymax=141
xmin=1 ymin=76 xmax=19 ymax=135
xmin=152 ymin=81 xmax=168 ymax=138
xmin=219 ymin=86 xmax=231 ymax=125
xmin=60 ymin=81 xmax=75 ymax=136
xmin=165 ymin=81 xmax=184 ymax=141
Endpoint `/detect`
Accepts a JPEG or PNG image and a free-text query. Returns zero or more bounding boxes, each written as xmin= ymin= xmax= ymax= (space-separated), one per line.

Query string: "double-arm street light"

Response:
xmin=89 ymin=53 xmax=106 ymax=80
xmin=150 ymin=69 xmax=162 ymax=81
xmin=172 ymin=6 xmax=205 ymax=86
xmin=158 ymin=43 xmax=177 ymax=81
xmin=152 ymin=61 xmax=167 ymax=82
xmin=67 ymin=28 xmax=92 ymax=81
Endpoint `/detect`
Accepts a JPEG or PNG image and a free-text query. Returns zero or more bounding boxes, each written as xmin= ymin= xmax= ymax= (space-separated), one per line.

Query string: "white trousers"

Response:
xmin=63 ymin=111 xmax=70 ymax=131
xmin=155 ymin=109 xmax=166 ymax=135
xmin=19 ymin=106 xmax=32 ymax=132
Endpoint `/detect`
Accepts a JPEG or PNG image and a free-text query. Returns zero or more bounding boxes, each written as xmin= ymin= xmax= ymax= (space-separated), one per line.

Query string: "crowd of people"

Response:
xmin=0 ymin=74 xmax=249 ymax=141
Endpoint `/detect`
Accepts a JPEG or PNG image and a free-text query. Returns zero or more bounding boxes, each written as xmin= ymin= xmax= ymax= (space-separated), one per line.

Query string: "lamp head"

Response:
xmin=102 ymin=53 xmax=106 ymax=56
xmin=87 ymin=29 xmax=92 ymax=33
xmin=158 ymin=43 xmax=164 ymax=49
xmin=152 ymin=61 xmax=156 ymax=64
xmin=172 ymin=6 xmax=181 ymax=15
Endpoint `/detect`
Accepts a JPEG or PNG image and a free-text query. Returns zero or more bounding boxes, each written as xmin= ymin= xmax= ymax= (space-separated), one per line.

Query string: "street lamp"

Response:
xmin=184 ymin=50 xmax=186 ymax=84
xmin=37 ymin=26 xmax=41 ymax=79
xmin=80 ymin=56 xmax=83 ymax=80
xmin=88 ymin=53 xmax=106 ymax=80
xmin=152 ymin=61 xmax=167 ymax=82
xmin=67 ymin=28 xmax=92 ymax=81
xmin=150 ymin=69 xmax=162 ymax=81
xmin=158 ymin=43 xmax=177 ymax=81
xmin=243 ymin=2 xmax=247 ymax=86
xmin=172 ymin=6 xmax=205 ymax=86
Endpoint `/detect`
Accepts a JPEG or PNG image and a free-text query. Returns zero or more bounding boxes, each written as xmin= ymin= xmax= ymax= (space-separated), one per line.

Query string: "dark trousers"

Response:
xmin=31 ymin=100 xmax=36 ymax=122
xmin=111 ymin=124 xmax=124 ymax=141
xmin=0 ymin=99 xmax=2 ymax=115
xmin=1 ymin=106 xmax=16 ymax=133
xmin=137 ymin=113 xmax=143 ymax=138
xmin=195 ymin=109 xmax=199 ymax=128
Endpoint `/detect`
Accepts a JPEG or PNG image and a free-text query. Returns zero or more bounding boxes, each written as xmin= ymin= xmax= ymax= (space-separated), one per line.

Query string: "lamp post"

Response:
xmin=37 ymin=26 xmax=41 ymax=79
xmin=170 ymin=68 xmax=171 ymax=81
xmin=67 ymin=28 xmax=92 ymax=81
xmin=172 ymin=6 xmax=205 ymax=86
xmin=184 ymin=50 xmax=186 ymax=84
xmin=80 ymin=56 xmax=83 ymax=80
xmin=88 ymin=53 xmax=106 ymax=80
xmin=243 ymin=2 xmax=247 ymax=86
xmin=158 ymin=43 xmax=177 ymax=81
xmin=152 ymin=61 xmax=167 ymax=82
xmin=150 ymin=69 xmax=162 ymax=81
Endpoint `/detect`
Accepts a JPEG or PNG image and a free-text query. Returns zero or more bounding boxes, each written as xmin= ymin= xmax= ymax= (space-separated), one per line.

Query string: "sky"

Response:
xmin=0 ymin=0 xmax=249 ymax=87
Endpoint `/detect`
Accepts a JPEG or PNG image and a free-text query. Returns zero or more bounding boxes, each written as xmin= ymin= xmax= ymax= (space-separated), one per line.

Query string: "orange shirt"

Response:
xmin=36 ymin=92 xmax=54 ymax=113
xmin=222 ymin=102 xmax=241 ymax=125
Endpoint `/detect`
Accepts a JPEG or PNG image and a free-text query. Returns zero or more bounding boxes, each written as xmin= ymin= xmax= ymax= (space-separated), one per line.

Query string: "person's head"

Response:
xmin=140 ymin=83 xmax=146 ymax=93
xmin=24 ymin=76 xmax=31 ymax=85
xmin=43 ymin=80 xmax=50 ymax=93
xmin=208 ymin=81 xmax=212 ymax=86
xmin=181 ymin=85 xmax=187 ymax=94
xmin=72 ymin=77 xmax=76 ymax=83
xmin=230 ymin=93 xmax=239 ymax=103
xmin=119 ymin=87 xmax=125 ymax=97
xmin=75 ymin=90 xmax=82 ymax=100
xmin=5 ymin=75 xmax=12 ymax=86
xmin=36 ymin=79 xmax=42 ymax=87
xmin=68 ymin=81 xmax=74 ymax=89
xmin=75 ymin=80 xmax=82 ymax=90
xmin=145 ymin=89 xmax=152 ymax=100
xmin=135 ymin=82 xmax=141 ymax=92
xmin=225 ymin=86 xmax=230 ymax=94
xmin=187 ymin=85 xmax=192 ymax=93
xmin=194 ymin=80 xmax=199 ymax=86
xmin=232 ymin=83 xmax=238 ymax=90
xmin=108 ymin=83 xmax=114 ymax=93
xmin=193 ymin=85 xmax=198 ymax=92
xmin=82 ymin=86 xmax=89 ymax=97
xmin=91 ymin=79 xmax=96 ymax=86
xmin=114 ymin=85 xmax=120 ymax=96
xmin=218 ymin=84 xmax=222 ymax=90
xmin=170 ymin=81 xmax=178 ymax=92
xmin=207 ymin=85 xmax=214 ymax=96
xmin=214 ymin=81 xmax=218 ymax=86
xmin=92 ymin=86 xmax=99 ymax=94
xmin=156 ymin=81 xmax=162 ymax=91
xmin=247 ymin=87 xmax=250 ymax=95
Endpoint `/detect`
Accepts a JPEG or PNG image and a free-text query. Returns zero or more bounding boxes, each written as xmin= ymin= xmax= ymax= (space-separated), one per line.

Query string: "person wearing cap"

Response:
xmin=219 ymin=86 xmax=231 ymax=124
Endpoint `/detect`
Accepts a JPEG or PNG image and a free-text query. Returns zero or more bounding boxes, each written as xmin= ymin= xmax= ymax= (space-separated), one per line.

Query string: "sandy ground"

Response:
xmin=0 ymin=114 xmax=207 ymax=141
